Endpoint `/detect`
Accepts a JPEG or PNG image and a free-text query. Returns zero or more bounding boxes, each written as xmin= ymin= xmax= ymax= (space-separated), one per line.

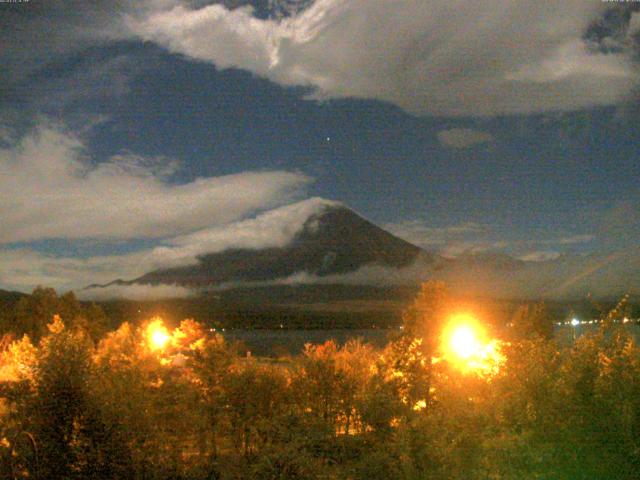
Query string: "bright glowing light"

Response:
xmin=146 ymin=318 xmax=170 ymax=351
xmin=450 ymin=325 xmax=482 ymax=360
xmin=151 ymin=330 xmax=169 ymax=349
xmin=413 ymin=399 xmax=427 ymax=411
xmin=442 ymin=313 xmax=504 ymax=375
xmin=571 ymin=318 xmax=580 ymax=327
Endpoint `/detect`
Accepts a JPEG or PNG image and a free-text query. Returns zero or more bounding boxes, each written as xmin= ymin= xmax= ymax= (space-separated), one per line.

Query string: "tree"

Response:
xmin=11 ymin=317 xmax=133 ymax=479
xmin=13 ymin=287 xmax=59 ymax=341
xmin=223 ymin=362 xmax=290 ymax=458
xmin=191 ymin=332 xmax=234 ymax=462
xmin=509 ymin=302 xmax=554 ymax=340
xmin=294 ymin=341 xmax=345 ymax=428
xmin=402 ymin=281 xmax=452 ymax=349
xmin=10 ymin=288 xmax=110 ymax=343
xmin=389 ymin=281 xmax=452 ymax=408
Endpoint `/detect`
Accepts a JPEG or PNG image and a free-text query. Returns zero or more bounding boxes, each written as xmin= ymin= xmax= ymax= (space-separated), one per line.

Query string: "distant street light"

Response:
xmin=570 ymin=318 xmax=580 ymax=340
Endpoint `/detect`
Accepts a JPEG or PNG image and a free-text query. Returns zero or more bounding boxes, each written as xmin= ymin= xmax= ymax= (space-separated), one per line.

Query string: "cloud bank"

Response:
xmin=383 ymin=220 xmax=489 ymax=249
xmin=211 ymin=248 xmax=640 ymax=300
xmin=437 ymin=129 xmax=492 ymax=149
xmin=384 ymin=219 xmax=598 ymax=259
xmin=81 ymin=283 xmax=194 ymax=301
xmin=0 ymin=124 xmax=309 ymax=243
xmin=0 ymin=247 xmax=170 ymax=293
xmin=155 ymin=197 xmax=341 ymax=267
xmin=125 ymin=0 xmax=638 ymax=116
xmin=0 ymin=197 xmax=338 ymax=292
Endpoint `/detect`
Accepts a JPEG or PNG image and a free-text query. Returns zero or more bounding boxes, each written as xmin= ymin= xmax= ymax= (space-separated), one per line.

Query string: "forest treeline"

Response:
xmin=0 ymin=283 xmax=639 ymax=479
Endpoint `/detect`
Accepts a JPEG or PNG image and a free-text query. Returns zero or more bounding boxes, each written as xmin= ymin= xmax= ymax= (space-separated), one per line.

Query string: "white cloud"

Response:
xmin=125 ymin=0 xmax=638 ymax=116
xmin=0 ymin=248 xmax=157 ymax=293
xmin=439 ymin=241 xmax=509 ymax=258
xmin=437 ymin=128 xmax=492 ymax=149
xmin=387 ymin=218 xmax=598 ymax=257
xmin=157 ymin=197 xmax=340 ymax=266
xmin=80 ymin=283 xmax=194 ymax=301
xmin=551 ymin=234 xmax=595 ymax=245
xmin=383 ymin=220 xmax=488 ymax=249
xmin=4 ymin=232 xmax=635 ymax=300
xmin=212 ymin=247 xmax=639 ymax=300
xmin=0 ymin=197 xmax=339 ymax=292
xmin=505 ymin=39 xmax=632 ymax=83
xmin=517 ymin=251 xmax=561 ymax=262
xmin=0 ymin=124 xmax=309 ymax=243
xmin=207 ymin=257 xmax=438 ymax=292
xmin=384 ymin=219 xmax=512 ymax=258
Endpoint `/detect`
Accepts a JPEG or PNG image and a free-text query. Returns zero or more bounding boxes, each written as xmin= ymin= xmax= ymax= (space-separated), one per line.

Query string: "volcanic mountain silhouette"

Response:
xmin=130 ymin=203 xmax=426 ymax=287
xmin=85 ymin=201 xmax=639 ymax=301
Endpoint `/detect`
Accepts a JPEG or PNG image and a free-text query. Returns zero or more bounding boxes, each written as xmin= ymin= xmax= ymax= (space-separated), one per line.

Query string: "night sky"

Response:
xmin=1 ymin=0 xmax=639 ymax=293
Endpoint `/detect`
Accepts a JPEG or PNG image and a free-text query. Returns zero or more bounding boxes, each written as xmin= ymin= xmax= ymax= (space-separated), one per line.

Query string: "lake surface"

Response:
xmin=224 ymin=323 xmax=640 ymax=357
xmin=554 ymin=323 xmax=640 ymax=345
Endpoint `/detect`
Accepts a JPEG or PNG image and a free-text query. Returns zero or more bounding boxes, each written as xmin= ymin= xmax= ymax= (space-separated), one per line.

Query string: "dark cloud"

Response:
xmin=584 ymin=3 xmax=640 ymax=54
xmin=0 ymin=1 xmax=132 ymax=86
xmin=597 ymin=200 xmax=640 ymax=249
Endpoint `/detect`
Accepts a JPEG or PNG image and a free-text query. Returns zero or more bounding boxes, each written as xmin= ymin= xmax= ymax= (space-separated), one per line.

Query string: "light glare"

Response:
xmin=442 ymin=313 xmax=504 ymax=375
xmin=450 ymin=325 xmax=481 ymax=360
xmin=147 ymin=318 xmax=170 ymax=351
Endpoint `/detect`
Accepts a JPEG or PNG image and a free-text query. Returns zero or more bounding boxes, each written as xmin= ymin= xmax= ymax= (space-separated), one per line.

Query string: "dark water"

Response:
xmin=554 ymin=323 xmax=640 ymax=345
xmin=223 ymin=328 xmax=397 ymax=357
xmin=224 ymin=323 xmax=640 ymax=357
